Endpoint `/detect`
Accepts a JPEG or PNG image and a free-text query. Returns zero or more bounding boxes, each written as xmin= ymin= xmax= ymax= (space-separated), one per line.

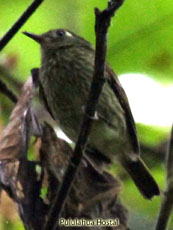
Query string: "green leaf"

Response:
xmin=40 ymin=187 xmax=48 ymax=200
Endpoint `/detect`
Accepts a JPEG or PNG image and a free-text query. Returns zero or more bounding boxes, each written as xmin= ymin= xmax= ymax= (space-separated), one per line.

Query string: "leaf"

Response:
xmin=40 ymin=123 xmax=128 ymax=230
xmin=0 ymin=75 xmax=38 ymax=161
xmin=0 ymin=73 xmax=40 ymax=200
xmin=40 ymin=122 xmax=72 ymax=181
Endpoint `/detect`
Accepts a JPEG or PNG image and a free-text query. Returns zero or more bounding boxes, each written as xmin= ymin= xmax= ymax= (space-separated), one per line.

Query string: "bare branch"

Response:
xmin=0 ymin=70 xmax=44 ymax=230
xmin=0 ymin=64 xmax=22 ymax=105
xmin=45 ymin=1 xmax=125 ymax=230
xmin=0 ymin=0 xmax=43 ymax=51
xmin=166 ymin=126 xmax=173 ymax=192
xmin=0 ymin=78 xmax=18 ymax=103
xmin=0 ymin=0 xmax=43 ymax=105
xmin=0 ymin=65 xmax=23 ymax=90
xmin=41 ymin=123 xmax=128 ymax=230
xmin=155 ymin=125 xmax=173 ymax=230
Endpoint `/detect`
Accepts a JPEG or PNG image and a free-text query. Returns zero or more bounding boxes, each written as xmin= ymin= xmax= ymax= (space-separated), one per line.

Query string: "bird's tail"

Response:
xmin=121 ymin=157 xmax=160 ymax=199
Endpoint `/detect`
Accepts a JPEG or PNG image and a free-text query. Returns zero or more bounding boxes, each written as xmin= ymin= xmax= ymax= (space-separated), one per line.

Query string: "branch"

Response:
xmin=40 ymin=123 xmax=128 ymax=230
xmin=0 ymin=0 xmax=43 ymax=51
xmin=45 ymin=1 xmax=124 ymax=230
xmin=155 ymin=125 xmax=173 ymax=230
xmin=0 ymin=68 xmax=39 ymax=104
xmin=0 ymin=78 xmax=18 ymax=103
xmin=0 ymin=71 xmax=46 ymax=230
xmin=0 ymin=0 xmax=43 ymax=106
xmin=0 ymin=65 xmax=23 ymax=90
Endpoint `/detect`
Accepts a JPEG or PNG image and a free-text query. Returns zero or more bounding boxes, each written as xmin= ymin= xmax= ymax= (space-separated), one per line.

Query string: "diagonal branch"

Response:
xmin=45 ymin=1 xmax=125 ymax=230
xmin=0 ymin=0 xmax=43 ymax=51
xmin=0 ymin=0 xmax=43 ymax=105
xmin=0 ymin=65 xmax=23 ymax=90
xmin=0 ymin=78 xmax=18 ymax=103
xmin=155 ymin=125 xmax=173 ymax=230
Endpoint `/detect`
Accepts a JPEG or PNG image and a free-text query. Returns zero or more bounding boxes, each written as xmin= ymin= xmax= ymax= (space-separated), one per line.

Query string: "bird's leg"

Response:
xmin=81 ymin=105 xmax=99 ymax=120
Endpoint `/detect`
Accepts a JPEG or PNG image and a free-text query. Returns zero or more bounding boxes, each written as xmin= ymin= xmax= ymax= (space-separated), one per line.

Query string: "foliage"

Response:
xmin=0 ymin=0 xmax=173 ymax=82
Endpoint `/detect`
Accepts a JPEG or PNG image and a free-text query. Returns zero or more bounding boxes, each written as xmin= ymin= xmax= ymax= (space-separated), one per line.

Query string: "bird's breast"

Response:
xmin=40 ymin=50 xmax=129 ymax=155
xmin=40 ymin=53 xmax=92 ymax=140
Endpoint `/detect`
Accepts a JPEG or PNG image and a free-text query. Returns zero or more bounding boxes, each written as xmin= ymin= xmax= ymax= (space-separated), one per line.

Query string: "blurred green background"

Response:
xmin=0 ymin=0 xmax=173 ymax=229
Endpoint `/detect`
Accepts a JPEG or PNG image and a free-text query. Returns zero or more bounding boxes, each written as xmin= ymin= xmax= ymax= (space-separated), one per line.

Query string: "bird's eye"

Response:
xmin=57 ymin=30 xmax=65 ymax=37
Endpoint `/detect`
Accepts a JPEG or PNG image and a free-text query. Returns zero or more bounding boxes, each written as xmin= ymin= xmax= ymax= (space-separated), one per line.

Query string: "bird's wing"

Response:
xmin=106 ymin=65 xmax=140 ymax=154
xmin=39 ymin=83 xmax=55 ymax=120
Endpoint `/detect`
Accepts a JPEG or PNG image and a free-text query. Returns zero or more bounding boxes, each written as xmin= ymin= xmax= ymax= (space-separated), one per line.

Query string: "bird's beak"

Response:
xmin=23 ymin=31 xmax=43 ymax=44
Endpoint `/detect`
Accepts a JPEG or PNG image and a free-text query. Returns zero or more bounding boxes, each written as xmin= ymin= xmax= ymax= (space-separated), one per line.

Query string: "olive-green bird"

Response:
xmin=24 ymin=29 xmax=160 ymax=199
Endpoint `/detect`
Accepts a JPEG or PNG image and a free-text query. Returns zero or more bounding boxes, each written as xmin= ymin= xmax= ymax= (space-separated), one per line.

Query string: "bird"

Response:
xmin=23 ymin=29 xmax=160 ymax=199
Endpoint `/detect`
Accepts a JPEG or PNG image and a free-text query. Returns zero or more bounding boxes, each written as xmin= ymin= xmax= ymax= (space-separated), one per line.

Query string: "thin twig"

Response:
xmin=0 ymin=0 xmax=43 ymax=104
xmin=0 ymin=65 xmax=23 ymax=90
xmin=0 ymin=78 xmax=18 ymax=103
xmin=0 ymin=65 xmax=22 ymax=104
xmin=155 ymin=125 xmax=173 ymax=230
xmin=0 ymin=0 xmax=43 ymax=51
xmin=45 ymin=1 xmax=124 ymax=230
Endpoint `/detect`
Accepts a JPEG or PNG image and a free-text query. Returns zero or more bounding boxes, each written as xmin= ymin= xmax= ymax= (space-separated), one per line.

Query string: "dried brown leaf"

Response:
xmin=40 ymin=122 xmax=72 ymax=181
xmin=0 ymin=76 xmax=36 ymax=161
xmin=39 ymin=123 xmax=128 ymax=230
xmin=0 ymin=190 xmax=19 ymax=221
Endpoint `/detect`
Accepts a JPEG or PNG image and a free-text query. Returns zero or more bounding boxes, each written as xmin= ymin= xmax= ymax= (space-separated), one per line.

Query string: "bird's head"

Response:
xmin=23 ymin=29 xmax=92 ymax=50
